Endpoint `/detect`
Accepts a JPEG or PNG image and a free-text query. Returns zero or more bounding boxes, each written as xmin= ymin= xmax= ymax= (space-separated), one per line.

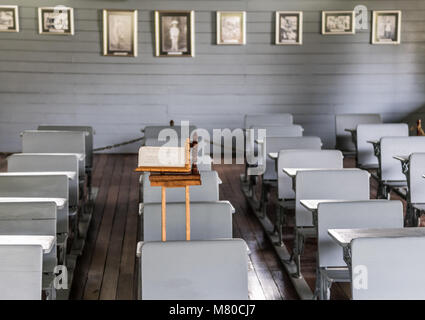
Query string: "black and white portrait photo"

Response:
xmin=38 ymin=7 xmax=73 ymax=35
xmin=162 ymin=16 xmax=188 ymax=53
xmin=276 ymin=11 xmax=302 ymax=45
xmin=155 ymin=11 xmax=194 ymax=57
xmin=103 ymin=10 xmax=137 ymax=57
xmin=372 ymin=11 xmax=401 ymax=44
xmin=217 ymin=11 xmax=246 ymax=45
xmin=322 ymin=11 xmax=355 ymax=35
xmin=0 ymin=6 xmax=19 ymax=32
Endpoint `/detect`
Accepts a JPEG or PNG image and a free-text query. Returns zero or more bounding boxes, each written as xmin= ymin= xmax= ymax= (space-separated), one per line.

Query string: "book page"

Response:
xmin=138 ymin=146 xmax=186 ymax=167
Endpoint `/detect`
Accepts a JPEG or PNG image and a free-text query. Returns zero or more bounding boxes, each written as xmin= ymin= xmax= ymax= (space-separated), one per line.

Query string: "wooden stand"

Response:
xmin=150 ymin=173 xmax=201 ymax=241
xmin=149 ymin=174 xmax=201 ymax=241
xmin=135 ymin=139 xmax=201 ymax=242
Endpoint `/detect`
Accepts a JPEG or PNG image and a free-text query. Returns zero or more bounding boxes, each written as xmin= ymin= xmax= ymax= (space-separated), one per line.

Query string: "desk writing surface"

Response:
xmin=10 ymin=153 xmax=84 ymax=161
xmin=0 ymin=235 xmax=55 ymax=254
xmin=393 ymin=155 xmax=410 ymax=162
xmin=0 ymin=197 xmax=66 ymax=209
xmin=268 ymin=153 xmax=278 ymax=160
xmin=328 ymin=227 xmax=425 ymax=247
xmin=366 ymin=140 xmax=379 ymax=145
xmin=255 ymin=139 xmax=264 ymax=144
xmin=282 ymin=168 xmax=344 ymax=178
xmin=300 ymin=199 xmax=348 ymax=212
xmin=0 ymin=171 xmax=76 ymax=180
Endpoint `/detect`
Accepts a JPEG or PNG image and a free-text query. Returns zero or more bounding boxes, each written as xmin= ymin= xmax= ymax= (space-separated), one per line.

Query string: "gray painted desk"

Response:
xmin=328 ymin=227 xmax=425 ymax=267
xmin=0 ymin=235 xmax=55 ymax=254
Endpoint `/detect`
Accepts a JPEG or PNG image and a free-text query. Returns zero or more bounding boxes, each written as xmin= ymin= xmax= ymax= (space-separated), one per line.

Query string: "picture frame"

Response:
xmin=155 ymin=10 xmax=195 ymax=57
xmin=275 ymin=11 xmax=303 ymax=45
xmin=216 ymin=11 xmax=246 ymax=45
xmin=0 ymin=5 xmax=19 ymax=32
xmin=38 ymin=6 xmax=74 ymax=35
xmin=372 ymin=10 xmax=402 ymax=45
xmin=103 ymin=9 xmax=138 ymax=57
xmin=322 ymin=10 xmax=355 ymax=35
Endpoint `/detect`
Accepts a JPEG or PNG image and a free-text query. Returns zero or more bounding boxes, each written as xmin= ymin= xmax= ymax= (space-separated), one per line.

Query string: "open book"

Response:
xmin=136 ymin=139 xmax=191 ymax=173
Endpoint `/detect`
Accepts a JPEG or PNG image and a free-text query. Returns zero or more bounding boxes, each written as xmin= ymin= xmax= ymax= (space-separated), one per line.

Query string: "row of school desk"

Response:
xmin=135 ymin=125 xmax=249 ymax=300
xmin=241 ymin=113 xmax=425 ymax=300
xmin=0 ymin=126 xmax=94 ymax=300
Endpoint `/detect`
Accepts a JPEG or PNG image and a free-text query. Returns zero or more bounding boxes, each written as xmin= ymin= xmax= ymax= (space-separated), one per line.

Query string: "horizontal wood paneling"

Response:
xmin=0 ymin=0 xmax=424 ymax=152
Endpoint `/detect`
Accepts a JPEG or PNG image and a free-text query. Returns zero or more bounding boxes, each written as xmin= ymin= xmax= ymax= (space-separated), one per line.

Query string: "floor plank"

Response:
xmin=99 ymin=155 xmax=133 ymax=299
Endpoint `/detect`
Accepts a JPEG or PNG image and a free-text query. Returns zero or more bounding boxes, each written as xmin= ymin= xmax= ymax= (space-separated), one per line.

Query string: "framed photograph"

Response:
xmin=0 ymin=5 xmax=19 ymax=32
xmin=38 ymin=6 xmax=74 ymax=35
xmin=216 ymin=11 xmax=246 ymax=45
xmin=103 ymin=9 xmax=138 ymax=57
xmin=372 ymin=10 xmax=402 ymax=45
xmin=322 ymin=11 xmax=355 ymax=35
xmin=275 ymin=11 xmax=302 ymax=45
xmin=155 ymin=10 xmax=195 ymax=57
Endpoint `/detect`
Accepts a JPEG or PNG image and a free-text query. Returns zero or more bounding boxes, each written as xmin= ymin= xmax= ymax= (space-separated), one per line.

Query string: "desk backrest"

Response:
xmin=0 ymin=202 xmax=57 ymax=273
xmin=0 ymin=175 xmax=68 ymax=234
xmin=351 ymin=236 xmax=425 ymax=300
xmin=244 ymin=113 xmax=293 ymax=129
xmin=8 ymin=154 xmax=79 ymax=208
xmin=196 ymin=155 xmax=212 ymax=171
xmin=335 ymin=114 xmax=382 ymax=151
xmin=250 ymin=125 xmax=303 ymax=137
xmin=143 ymin=202 xmax=232 ymax=241
xmin=278 ymin=150 xmax=343 ymax=199
xmin=38 ymin=125 xmax=93 ymax=169
xmin=0 ymin=202 xmax=56 ymax=236
xmin=0 ymin=245 xmax=43 ymax=300
xmin=142 ymin=171 xmax=220 ymax=203
xmin=296 ymin=170 xmax=370 ymax=227
xmin=408 ymin=153 xmax=425 ymax=203
xmin=357 ymin=123 xmax=408 ymax=166
xmin=140 ymin=239 xmax=248 ymax=300
xmin=262 ymin=137 xmax=322 ymax=180
xmin=144 ymin=125 xmax=197 ymax=147
xmin=317 ymin=200 xmax=403 ymax=268
xmin=380 ymin=137 xmax=425 ymax=181
xmin=22 ymin=130 xmax=86 ymax=176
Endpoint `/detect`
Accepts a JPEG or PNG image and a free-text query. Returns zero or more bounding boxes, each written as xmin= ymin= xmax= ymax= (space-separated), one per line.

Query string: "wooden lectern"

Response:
xmin=135 ymin=139 xmax=201 ymax=241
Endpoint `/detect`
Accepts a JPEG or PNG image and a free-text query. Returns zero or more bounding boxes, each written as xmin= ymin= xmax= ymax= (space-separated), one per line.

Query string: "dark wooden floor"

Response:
xmin=0 ymin=153 xmax=412 ymax=300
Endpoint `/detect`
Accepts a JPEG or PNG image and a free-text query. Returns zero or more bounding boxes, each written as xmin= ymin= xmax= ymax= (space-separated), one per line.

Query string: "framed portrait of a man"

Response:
xmin=275 ymin=11 xmax=302 ymax=45
xmin=216 ymin=11 xmax=246 ymax=45
xmin=0 ymin=5 xmax=18 ymax=32
xmin=38 ymin=6 xmax=74 ymax=35
xmin=155 ymin=10 xmax=195 ymax=57
xmin=322 ymin=11 xmax=355 ymax=35
xmin=372 ymin=10 xmax=401 ymax=44
xmin=103 ymin=9 xmax=138 ymax=57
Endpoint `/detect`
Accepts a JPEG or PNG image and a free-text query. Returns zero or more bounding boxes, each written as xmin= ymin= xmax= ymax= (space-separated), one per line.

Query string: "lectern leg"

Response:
xmin=185 ymin=186 xmax=190 ymax=241
xmin=162 ymin=187 xmax=166 ymax=242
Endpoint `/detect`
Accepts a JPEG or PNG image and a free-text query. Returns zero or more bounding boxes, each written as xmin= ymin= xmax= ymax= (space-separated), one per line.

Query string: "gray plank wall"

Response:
xmin=0 ymin=0 xmax=424 ymax=152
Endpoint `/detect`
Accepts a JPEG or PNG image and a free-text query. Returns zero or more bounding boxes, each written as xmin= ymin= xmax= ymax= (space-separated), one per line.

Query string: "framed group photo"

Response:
xmin=155 ymin=10 xmax=195 ymax=57
xmin=275 ymin=11 xmax=302 ymax=45
xmin=0 ymin=5 xmax=19 ymax=32
xmin=38 ymin=6 xmax=74 ymax=35
xmin=103 ymin=9 xmax=138 ymax=57
xmin=216 ymin=11 xmax=246 ymax=45
xmin=322 ymin=11 xmax=355 ymax=35
xmin=372 ymin=10 xmax=402 ymax=44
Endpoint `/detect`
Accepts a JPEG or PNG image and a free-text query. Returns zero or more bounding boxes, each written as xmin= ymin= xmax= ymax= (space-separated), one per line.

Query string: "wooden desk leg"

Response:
xmin=185 ymin=185 xmax=190 ymax=241
xmin=162 ymin=186 xmax=166 ymax=242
